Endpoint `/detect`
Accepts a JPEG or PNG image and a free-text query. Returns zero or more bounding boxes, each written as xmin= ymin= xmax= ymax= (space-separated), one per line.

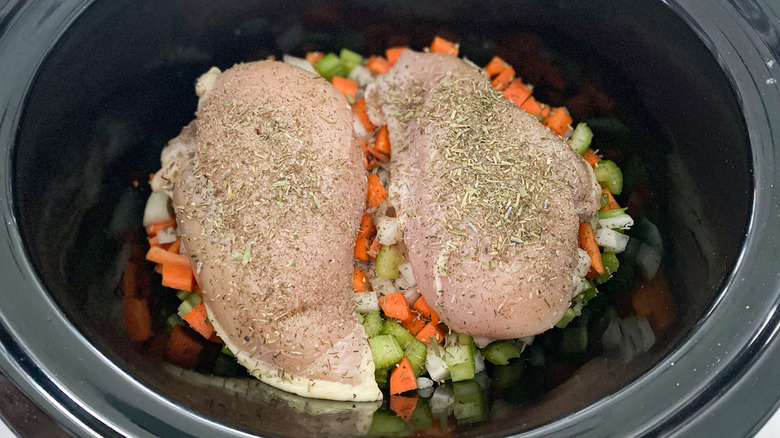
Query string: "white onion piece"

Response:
xmin=416 ymin=376 xmax=434 ymax=389
xmin=195 ymin=66 xmax=221 ymax=97
xmin=347 ymin=64 xmax=375 ymax=88
xmin=353 ymin=114 xmax=368 ymax=138
xmin=473 ymin=351 xmax=486 ymax=374
xmin=401 ymin=287 xmax=421 ymax=306
xmin=426 ymin=344 xmax=450 ymax=382
xmin=375 ymin=216 xmax=403 ymax=245
xmin=575 ymin=248 xmax=591 ymax=277
xmin=519 ymin=336 xmax=535 ymax=346
xmin=369 ymin=276 xmax=395 ymax=296
xmin=156 ymin=225 xmax=178 ymax=244
xmin=571 ymin=275 xmax=586 ymax=299
xmin=594 ymin=228 xmax=630 ymax=253
xmin=598 ymin=213 xmax=634 ymax=230
xmin=282 ymin=55 xmax=317 ymax=74
xmin=376 ymin=167 xmax=391 ymax=189
xmin=354 ymin=291 xmax=380 ymax=313
xmin=142 ymin=192 xmax=173 ymax=227
xmin=398 ymin=263 xmax=416 ymax=288
xmin=637 ymin=243 xmax=662 ymax=279
xmin=473 ymin=336 xmax=494 ymax=349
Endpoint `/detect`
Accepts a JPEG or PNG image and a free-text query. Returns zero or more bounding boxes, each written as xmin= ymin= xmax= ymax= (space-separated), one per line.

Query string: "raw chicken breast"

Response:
xmin=366 ymin=51 xmax=601 ymax=339
xmin=174 ymin=61 xmax=381 ymax=401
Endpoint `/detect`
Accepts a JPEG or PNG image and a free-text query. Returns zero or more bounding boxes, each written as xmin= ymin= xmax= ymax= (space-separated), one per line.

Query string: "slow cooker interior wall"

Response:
xmin=12 ymin=0 xmax=751 ymax=435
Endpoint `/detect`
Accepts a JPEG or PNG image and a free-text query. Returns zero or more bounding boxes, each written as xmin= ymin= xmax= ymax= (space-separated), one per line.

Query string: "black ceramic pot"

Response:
xmin=1 ymin=0 xmax=779 ymax=436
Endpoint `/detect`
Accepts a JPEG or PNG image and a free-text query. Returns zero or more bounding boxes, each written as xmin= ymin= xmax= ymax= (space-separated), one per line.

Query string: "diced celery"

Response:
xmin=595 ymin=252 xmax=620 ymax=284
xmin=356 ymin=312 xmax=365 ymax=324
xmin=177 ymin=299 xmax=194 ymax=317
xmin=598 ymin=207 xmax=628 ymax=219
xmin=186 ymin=292 xmax=202 ymax=307
xmin=314 ymin=52 xmax=342 ymax=80
xmin=480 ymin=341 xmax=522 ymax=365
xmin=339 ymin=48 xmax=363 ymax=73
xmin=212 ymin=354 xmax=239 ymax=377
xmin=220 ymin=345 xmax=235 ymax=357
xmin=452 ymin=380 xmax=488 ymax=424
xmin=381 ymin=319 xmax=416 ymax=347
xmin=362 ymin=310 xmax=383 ymax=337
xmin=599 ymin=192 xmax=609 ymax=209
xmin=404 ymin=339 xmax=428 ymax=377
xmin=449 ymin=333 xmax=476 ymax=356
xmin=165 ymin=313 xmax=183 ymax=334
xmin=368 ymin=411 xmax=410 ymax=436
xmin=176 ymin=290 xmax=191 ymax=301
xmin=582 ymin=283 xmax=599 ymax=302
xmin=375 ymin=367 xmax=389 ymax=388
xmin=594 ymin=160 xmax=624 ymax=195
xmin=561 ymin=326 xmax=588 ymax=353
xmin=369 ymin=335 xmax=404 ymax=368
xmin=445 ymin=345 xmax=476 ymax=382
xmin=376 ymin=244 xmax=405 ymax=279
xmin=555 ymin=308 xmax=577 ymax=329
xmin=569 ymin=122 xmax=593 ymax=155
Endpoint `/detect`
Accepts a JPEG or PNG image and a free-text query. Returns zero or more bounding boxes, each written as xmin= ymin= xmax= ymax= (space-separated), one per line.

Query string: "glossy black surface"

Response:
xmin=0 ymin=0 xmax=778 ymax=437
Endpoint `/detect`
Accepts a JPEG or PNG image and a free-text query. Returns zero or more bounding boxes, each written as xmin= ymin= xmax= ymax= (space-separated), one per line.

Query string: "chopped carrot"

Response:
xmin=354 ymin=235 xmax=371 ymax=261
xmin=166 ymin=325 xmax=204 ymax=369
xmin=306 ymin=51 xmax=324 ymax=65
xmin=365 ymin=156 xmax=379 ymax=171
xmin=390 ymin=393 xmax=419 ymax=421
xmin=366 ymin=146 xmax=390 ymax=163
xmin=332 ymin=76 xmax=358 ymax=101
xmin=154 ymin=263 xmax=163 ymax=274
xmin=602 ymin=188 xmax=621 ymax=210
xmin=123 ymin=261 xmax=138 ymax=297
xmin=149 ymin=173 xmax=156 ymax=181
xmin=166 ymin=238 xmax=181 ymax=254
xmin=412 ymin=296 xmax=435 ymax=319
xmin=484 ymin=56 xmax=509 ymax=78
xmin=578 ymin=222 xmax=605 ymax=274
xmin=390 ymin=356 xmax=417 ymax=394
xmin=148 ymin=235 xmax=160 ymax=247
xmin=368 ymin=238 xmax=382 ymax=261
xmin=358 ymin=213 xmax=376 ymax=238
xmin=430 ymin=36 xmax=459 ymax=56
xmin=519 ymin=96 xmax=544 ymax=115
xmin=543 ymin=107 xmax=573 ymax=136
xmin=386 ymin=46 xmax=410 ymax=66
xmin=354 ymin=268 xmax=370 ymax=292
xmin=367 ymin=55 xmax=391 ymax=74
xmin=182 ymin=302 xmax=215 ymax=340
xmin=146 ymin=220 xmax=176 ymax=237
xmin=353 ymin=98 xmax=376 ymax=132
xmin=379 ymin=292 xmax=413 ymax=321
xmin=540 ymin=104 xmax=552 ymax=118
xmin=503 ymin=80 xmax=532 ymax=106
xmin=491 ymin=66 xmax=515 ymax=91
xmin=583 ymin=149 xmax=602 ymax=167
xmin=162 ymin=263 xmax=195 ymax=291
xmin=416 ymin=322 xmax=445 ymax=344
xmin=123 ymin=295 xmax=153 ymax=342
xmin=401 ymin=314 xmax=426 ymax=336
xmin=367 ymin=174 xmax=388 ymax=207
xmin=632 ymin=276 xmax=675 ymax=333
xmin=146 ymin=246 xmax=190 ymax=268
xmin=374 ymin=125 xmax=391 ymax=155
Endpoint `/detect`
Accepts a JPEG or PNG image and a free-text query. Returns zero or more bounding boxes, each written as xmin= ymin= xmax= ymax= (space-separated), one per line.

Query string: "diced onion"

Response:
xmin=400 ymin=286 xmax=421 ymax=306
xmin=637 ymin=243 xmax=662 ymax=279
xmin=425 ymin=345 xmax=450 ymax=382
xmin=353 ymin=114 xmax=368 ymax=138
xmin=594 ymin=228 xmax=630 ymax=253
xmin=142 ymin=192 xmax=173 ymax=227
xmin=519 ymin=336 xmax=535 ymax=346
xmin=571 ymin=275 xmax=586 ymax=299
xmin=375 ymin=216 xmax=403 ymax=245
xmin=473 ymin=336 xmax=494 ymax=349
xmin=416 ymin=376 xmax=434 ymax=389
xmin=282 ymin=55 xmax=317 ymax=74
xmin=353 ymin=291 xmax=380 ymax=313
xmin=195 ymin=66 xmax=221 ymax=97
xmin=347 ymin=64 xmax=375 ymax=88
xmin=398 ymin=263 xmax=416 ymax=288
xmin=598 ymin=213 xmax=634 ymax=230
xmin=473 ymin=350 xmax=486 ymax=374
xmin=156 ymin=225 xmax=178 ymax=244
xmin=369 ymin=276 xmax=395 ymax=296
xmin=575 ymin=248 xmax=591 ymax=277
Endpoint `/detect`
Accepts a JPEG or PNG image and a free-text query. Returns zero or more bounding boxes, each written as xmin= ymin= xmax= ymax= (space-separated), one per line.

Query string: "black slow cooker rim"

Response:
xmin=0 ymin=0 xmax=779 ymax=437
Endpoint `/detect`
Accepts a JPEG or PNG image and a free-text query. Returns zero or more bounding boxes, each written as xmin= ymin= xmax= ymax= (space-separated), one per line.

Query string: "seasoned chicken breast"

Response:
xmin=174 ymin=61 xmax=381 ymax=401
xmin=366 ymin=51 xmax=601 ymax=339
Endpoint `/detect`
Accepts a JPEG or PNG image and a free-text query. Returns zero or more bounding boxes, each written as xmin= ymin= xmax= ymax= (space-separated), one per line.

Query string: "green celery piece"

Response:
xmin=453 ymin=333 xmax=477 ymax=356
xmin=175 ymin=290 xmax=191 ymax=301
xmin=445 ymin=345 xmax=476 ymax=382
xmin=555 ymin=308 xmax=577 ymax=329
xmin=177 ymin=299 xmax=194 ymax=317
xmin=362 ymin=310 xmax=383 ymax=337
xmin=165 ymin=313 xmax=183 ymax=334
xmin=220 ymin=345 xmax=235 ymax=357
xmin=569 ymin=122 xmax=593 ymax=155
xmin=381 ymin=319 xmax=416 ymax=348
xmin=595 ymin=252 xmax=620 ymax=284
xmin=376 ymin=244 xmax=404 ymax=279
xmin=594 ymin=160 xmax=624 ymax=195
xmin=598 ymin=207 xmax=628 ymax=219
xmin=369 ymin=335 xmax=404 ymax=368
xmin=339 ymin=48 xmax=363 ymax=73
xmin=375 ymin=367 xmax=389 ymax=388
xmin=356 ymin=312 xmax=365 ymax=324
xmin=404 ymin=339 xmax=428 ymax=377
xmin=480 ymin=341 xmax=522 ymax=365
xmin=212 ymin=354 xmax=239 ymax=377
xmin=185 ymin=292 xmax=202 ymax=307
xmin=452 ymin=380 xmax=488 ymax=424
xmin=314 ymin=52 xmax=342 ymax=80
xmin=599 ymin=192 xmax=609 ymax=210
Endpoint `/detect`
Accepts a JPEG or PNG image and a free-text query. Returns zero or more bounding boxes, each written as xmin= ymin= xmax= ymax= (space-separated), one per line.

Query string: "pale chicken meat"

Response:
xmin=174 ymin=61 xmax=381 ymax=401
xmin=366 ymin=51 xmax=601 ymax=339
